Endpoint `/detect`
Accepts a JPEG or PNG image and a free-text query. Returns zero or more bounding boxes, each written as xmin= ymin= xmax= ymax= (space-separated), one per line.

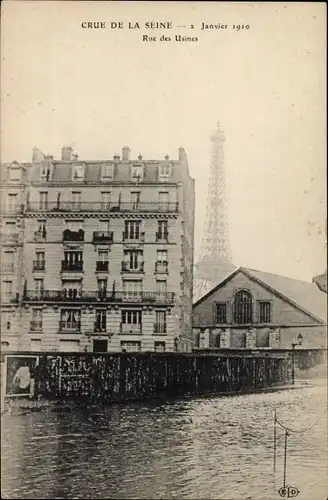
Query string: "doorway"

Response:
xmin=93 ymin=339 xmax=108 ymax=352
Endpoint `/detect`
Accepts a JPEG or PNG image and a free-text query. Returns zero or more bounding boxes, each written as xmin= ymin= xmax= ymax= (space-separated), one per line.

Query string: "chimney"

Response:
xmin=72 ymin=154 xmax=79 ymax=161
xmin=61 ymin=146 xmax=73 ymax=161
xmin=138 ymin=154 xmax=143 ymax=160
xmin=122 ymin=146 xmax=130 ymax=161
xmin=178 ymin=147 xmax=187 ymax=161
xmin=113 ymin=154 xmax=120 ymax=161
xmin=165 ymin=154 xmax=169 ymax=160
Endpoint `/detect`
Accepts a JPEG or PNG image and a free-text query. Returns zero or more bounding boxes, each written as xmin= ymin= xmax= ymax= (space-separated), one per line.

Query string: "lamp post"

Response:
xmin=291 ymin=333 xmax=303 ymax=385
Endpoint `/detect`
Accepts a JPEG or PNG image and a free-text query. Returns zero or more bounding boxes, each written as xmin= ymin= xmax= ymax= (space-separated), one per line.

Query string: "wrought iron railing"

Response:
xmin=33 ymin=261 xmax=46 ymax=271
xmin=61 ymin=261 xmax=83 ymax=271
xmin=154 ymin=323 xmax=167 ymax=334
xmin=26 ymin=201 xmax=179 ymax=213
xmin=59 ymin=321 xmax=81 ymax=332
xmin=96 ymin=261 xmax=109 ymax=271
xmin=155 ymin=262 xmax=168 ymax=273
xmin=122 ymin=231 xmax=145 ymax=242
xmin=121 ymin=261 xmax=144 ymax=272
xmin=62 ymin=230 xmax=84 ymax=242
xmin=30 ymin=320 xmax=43 ymax=331
xmin=155 ymin=231 xmax=169 ymax=242
xmin=92 ymin=231 xmax=114 ymax=243
xmin=120 ymin=323 xmax=142 ymax=334
xmin=23 ymin=289 xmax=174 ymax=303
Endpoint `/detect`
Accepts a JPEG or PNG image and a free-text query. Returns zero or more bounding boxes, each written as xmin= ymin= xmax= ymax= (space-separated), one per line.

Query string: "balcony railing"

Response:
xmin=30 ymin=320 xmax=43 ymax=331
xmin=92 ymin=231 xmax=114 ymax=244
xmin=156 ymin=232 xmax=169 ymax=242
xmin=26 ymin=201 xmax=179 ymax=213
xmin=33 ymin=261 xmax=46 ymax=271
xmin=2 ymin=205 xmax=24 ymax=214
xmin=120 ymin=323 xmax=142 ymax=334
xmin=23 ymin=289 xmax=175 ymax=304
xmin=2 ymin=264 xmax=14 ymax=273
xmin=2 ymin=293 xmax=19 ymax=303
xmin=59 ymin=321 xmax=81 ymax=332
xmin=122 ymin=231 xmax=145 ymax=242
xmin=61 ymin=261 xmax=83 ymax=272
xmin=62 ymin=229 xmax=84 ymax=242
xmin=155 ymin=262 xmax=168 ymax=273
xmin=96 ymin=261 xmax=109 ymax=272
xmin=0 ymin=233 xmax=19 ymax=245
xmin=121 ymin=261 xmax=144 ymax=273
xmin=94 ymin=322 xmax=107 ymax=333
xmin=154 ymin=323 xmax=167 ymax=334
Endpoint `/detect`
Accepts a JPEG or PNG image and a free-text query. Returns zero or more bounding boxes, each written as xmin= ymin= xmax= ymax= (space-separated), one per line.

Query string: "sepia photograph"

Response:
xmin=0 ymin=1 xmax=327 ymax=499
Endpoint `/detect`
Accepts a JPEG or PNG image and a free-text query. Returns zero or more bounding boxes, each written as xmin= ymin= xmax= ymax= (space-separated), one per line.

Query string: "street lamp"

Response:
xmin=291 ymin=333 xmax=303 ymax=385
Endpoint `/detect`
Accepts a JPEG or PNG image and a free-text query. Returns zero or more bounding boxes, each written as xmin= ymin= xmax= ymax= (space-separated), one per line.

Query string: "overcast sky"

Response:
xmin=1 ymin=2 xmax=326 ymax=281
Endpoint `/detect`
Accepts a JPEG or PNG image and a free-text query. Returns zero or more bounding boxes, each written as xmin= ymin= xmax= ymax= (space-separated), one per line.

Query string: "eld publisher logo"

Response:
xmin=278 ymin=485 xmax=300 ymax=498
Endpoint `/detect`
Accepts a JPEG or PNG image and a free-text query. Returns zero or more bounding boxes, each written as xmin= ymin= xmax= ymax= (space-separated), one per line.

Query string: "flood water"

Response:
xmin=1 ymin=383 xmax=327 ymax=499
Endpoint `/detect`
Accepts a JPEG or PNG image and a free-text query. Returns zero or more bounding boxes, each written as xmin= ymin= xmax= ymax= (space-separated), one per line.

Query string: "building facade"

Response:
xmin=1 ymin=145 xmax=195 ymax=353
xmin=193 ymin=267 xmax=327 ymax=350
xmin=0 ymin=162 xmax=29 ymax=351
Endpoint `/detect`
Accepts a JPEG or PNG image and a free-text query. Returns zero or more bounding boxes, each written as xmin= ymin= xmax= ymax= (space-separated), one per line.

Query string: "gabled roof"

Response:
xmin=193 ymin=266 xmax=327 ymax=323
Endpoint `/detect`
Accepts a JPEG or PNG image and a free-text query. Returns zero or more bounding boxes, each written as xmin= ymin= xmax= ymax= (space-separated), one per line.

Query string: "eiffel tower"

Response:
xmin=194 ymin=122 xmax=236 ymax=301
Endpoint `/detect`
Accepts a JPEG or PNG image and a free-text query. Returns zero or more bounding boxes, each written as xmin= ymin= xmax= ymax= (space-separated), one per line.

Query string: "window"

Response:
xmin=35 ymin=251 xmax=45 ymax=263
xmin=123 ymin=280 xmax=142 ymax=299
xmin=156 ymin=280 xmax=167 ymax=295
xmin=2 ymin=281 xmax=13 ymax=299
xmin=34 ymin=251 xmax=45 ymax=271
xmin=9 ymin=168 xmax=21 ymax=182
xmin=99 ymin=220 xmax=110 ymax=233
xmin=155 ymin=311 xmax=166 ymax=333
xmin=60 ymin=309 xmax=81 ymax=331
xmin=31 ymin=309 xmax=43 ymax=330
xmin=101 ymin=192 xmax=111 ymax=209
xmin=154 ymin=341 xmax=165 ymax=352
xmin=233 ymin=290 xmax=253 ymax=324
xmin=63 ymin=251 xmax=83 ymax=266
xmin=157 ymin=250 xmax=167 ymax=263
xmin=2 ymin=311 xmax=11 ymax=331
xmin=123 ymin=250 xmax=143 ymax=270
xmin=7 ymin=194 xmax=17 ymax=211
xmin=157 ymin=221 xmax=168 ymax=240
xmin=97 ymin=279 xmax=107 ymax=295
xmin=101 ymin=163 xmax=114 ymax=179
xmin=34 ymin=278 xmax=44 ymax=298
xmin=122 ymin=310 xmax=142 ymax=325
xmin=5 ymin=221 xmax=16 ymax=233
xmin=159 ymin=192 xmax=169 ymax=206
xmin=62 ymin=279 xmax=82 ymax=298
xmin=39 ymin=192 xmax=48 ymax=210
xmin=71 ymin=192 xmax=81 ymax=210
xmin=259 ymin=301 xmax=271 ymax=323
xmin=40 ymin=164 xmax=52 ymax=181
xmin=98 ymin=250 xmax=109 ymax=262
xmin=3 ymin=252 xmax=14 ymax=272
xmin=131 ymin=165 xmax=143 ymax=181
xmin=158 ymin=164 xmax=171 ymax=180
xmin=130 ymin=191 xmax=140 ymax=210
xmin=121 ymin=341 xmax=141 ymax=353
xmin=72 ymin=165 xmax=85 ymax=180
xmin=35 ymin=220 xmax=47 ymax=241
xmin=124 ymin=220 xmax=141 ymax=239
xmin=95 ymin=310 xmax=106 ymax=332
xmin=215 ymin=302 xmax=227 ymax=324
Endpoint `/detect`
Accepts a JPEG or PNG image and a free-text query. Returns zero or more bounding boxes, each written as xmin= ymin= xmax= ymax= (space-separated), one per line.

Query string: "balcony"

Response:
xmin=26 ymin=201 xmax=179 ymax=213
xmin=92 ymin=231 xmax=114 ymax=244
xmin=155 ymin=262 xmax=168 ymax=273
xmin=94 ymin=322 xmax=107 ymax=333
xmin=30 ymin=320 xmax=43 ymax=331
xmin=121 ymin=261 xmax=144 ymax=273
xmin=33 ymin=261 xmax=46 ymax=271
xmin=156 ymin=232 xmax=169 ymax=242
xmin=2 ymin=293 xmax=19 ymax=303
xmin=2 ymin=264 xmax=14 ymax=273
xmin=0 ymin=233 xmax=19 ymax=245
xmin=96 ymin=261 xmax=109 ymax=272
xmin=59 ymin=321 xmax=81 ymax=333
xmin=61 ymin=261 xmax=83 ymax=272
xmin=22 ymin=289 xmax=175 ymax=304
xmin=62 ymin=229 xmax=84 ymax=242
xmin=3 ymin=205 xmax=24 ymax=215
xmin=33 ymin=230 xmax=47 ymax=242
xmin=120 ymin=323 xmax=142 ymax=334
xmin=122 ymin=231 xmax=145 ymax=243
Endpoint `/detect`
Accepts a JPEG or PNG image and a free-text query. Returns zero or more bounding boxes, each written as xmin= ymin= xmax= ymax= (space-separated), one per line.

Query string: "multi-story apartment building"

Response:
xmin=16 ymin=145 xmax=195 ymax=353
xmin=0 ymin=161 xmax=29 ymax=350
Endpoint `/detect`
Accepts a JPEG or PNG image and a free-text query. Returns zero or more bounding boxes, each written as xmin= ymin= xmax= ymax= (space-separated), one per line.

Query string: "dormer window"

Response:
xmin=131 ymin=165 xmax=143 ymax=182
xmin=101 ymin=163 xmax=114 ymax=180
xmin=40 ymin=164 xmax=52 ymax=181
xmin=158 ymin=164 xmax=171 ymax=181
xmin=72 ymin=164 xmax=85 ymax=181
xmin=9 ymin=167 xmax=21 ymax=182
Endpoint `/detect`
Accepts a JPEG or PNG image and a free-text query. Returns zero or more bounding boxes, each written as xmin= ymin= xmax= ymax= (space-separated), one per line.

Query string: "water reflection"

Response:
xmin=1 ymin=385 xmax=327 ymax=499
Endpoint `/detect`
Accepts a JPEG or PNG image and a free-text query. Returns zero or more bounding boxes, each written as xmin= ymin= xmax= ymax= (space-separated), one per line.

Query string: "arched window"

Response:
xmin=234 ymin=290 xmax=253 ymax=324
